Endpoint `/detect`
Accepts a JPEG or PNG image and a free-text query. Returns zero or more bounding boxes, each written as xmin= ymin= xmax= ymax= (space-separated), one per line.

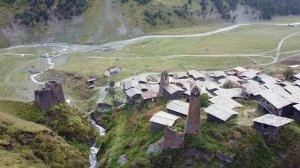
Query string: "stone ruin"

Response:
xmin=34 ymin=81 xmax=65 ymax=112
xmin=160 ymin=127 xmax=185 ymax=149
xmin=159 ymin=85 xmax=201 ymax=149
xmin=159 ymin=71 xmax=169 ymax=96
xmin=185 ymin=86 xmax=201 ymax=135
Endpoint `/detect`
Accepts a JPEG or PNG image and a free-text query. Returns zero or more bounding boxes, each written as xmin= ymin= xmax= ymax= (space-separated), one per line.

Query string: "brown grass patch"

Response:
xmin=146 ymin=105 xmax=164 ymax=119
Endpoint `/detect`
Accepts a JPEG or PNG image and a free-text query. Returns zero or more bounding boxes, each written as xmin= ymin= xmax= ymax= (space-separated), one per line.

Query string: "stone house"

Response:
xmin=257 ymin=91 xmax=295 ymax=117
xmin=252 ymin=114 xmax=294 ymax=135
xmin=149 ymin=111 xmax=179 ymax=132
xmin=166 ymin=100 xmax=189 ymax=117
xmin=163 ymin=84 xmax=185 ymax=100
xmin=125 ymin=88 xmax=142 ymax=106
xmin=205 ymin=104 xmax=238 ymax=124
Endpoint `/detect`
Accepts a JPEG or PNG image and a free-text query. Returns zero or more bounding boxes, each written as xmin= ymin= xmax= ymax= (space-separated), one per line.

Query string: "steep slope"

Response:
xmin=0 ymin=100 xmax=98 ymax=167
xmin=96 ymin=101 xmax=300 ymax=168
xmin=0 ymin=112 xmax=88 ymax=167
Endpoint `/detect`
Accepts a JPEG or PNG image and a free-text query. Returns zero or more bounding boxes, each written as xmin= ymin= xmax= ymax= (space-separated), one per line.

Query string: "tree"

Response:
xmin=109 ymin=80 xmax=115 ymax=88
xmin=200 ymin=93 xmax=210 ymax=108
xmin=283 ymin=68 xmax=294 ymax=80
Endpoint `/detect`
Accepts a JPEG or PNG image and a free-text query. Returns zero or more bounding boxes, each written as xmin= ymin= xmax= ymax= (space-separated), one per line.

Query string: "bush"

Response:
xmin=200 ymin=93 xmax=210 ymax=108
xmin=223 ymin=80 xmax=236 ymax=88
xmin=283 ymin=68 xmax=294 ymax=80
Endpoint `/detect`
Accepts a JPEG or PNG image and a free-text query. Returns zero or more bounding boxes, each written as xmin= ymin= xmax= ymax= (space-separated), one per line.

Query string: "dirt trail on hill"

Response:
xmin=1 ymin=21 xmax=300 ymax=86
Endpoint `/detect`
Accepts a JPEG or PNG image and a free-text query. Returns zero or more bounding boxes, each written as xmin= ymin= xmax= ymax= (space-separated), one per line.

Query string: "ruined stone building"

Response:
xmin=160 ymin=127 xmax=184 ymax=149
xmin=35 ymin=81 xmax=65 ymax=112
xmin=185 ymin=86 xmax=201 ymax=135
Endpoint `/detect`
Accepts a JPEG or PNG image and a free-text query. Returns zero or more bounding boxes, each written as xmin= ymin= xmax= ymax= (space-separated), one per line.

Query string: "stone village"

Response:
xmin=35 ymin=67 xmax=300 ymax=150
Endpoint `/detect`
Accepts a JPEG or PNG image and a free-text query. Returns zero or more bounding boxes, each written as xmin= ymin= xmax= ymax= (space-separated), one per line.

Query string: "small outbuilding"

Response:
xmin=252 ymin=114 xmax=294 ymax=135
xmin=166 ymin=100 xmax=189 ymax=117
xmin=104 ymin=66 xmax=121 ymax=77
xmin=149 ymin=111 xmax=179 ymax=132
xmin=204 ymin=105 xmax=238 ymax=124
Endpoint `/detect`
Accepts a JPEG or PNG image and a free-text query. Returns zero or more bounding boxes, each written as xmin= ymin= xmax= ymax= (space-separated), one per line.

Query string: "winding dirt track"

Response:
xmin=1 ymin=22 xmax=300 ymax=85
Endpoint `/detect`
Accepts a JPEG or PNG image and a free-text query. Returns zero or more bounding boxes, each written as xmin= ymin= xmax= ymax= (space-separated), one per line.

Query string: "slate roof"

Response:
xmin=124 ymin=80 xmax=139 ymax=90
xmin=293 ymin=104 xmax=300 ymax=111
xmin=233 ymin=66 xmax=247 ymax=73
xmin=212 ymin=71 xmax=226 ymax=78
xmin=293 ymin=80 xmax=300 ymax=87
xmin=142 ymin=91 xmax=157 ymax=100
xmin=252 ymin=114 xmax=294 ymax=127
xmin=166 ymin=100 xmax=189 ymax=116
xmin=242 ymin=80 xmax=267 ymax=96
xmin=209 ymin=96 xmax=243 ymax=109
xmin=188 ymin=70 xmax=205 ymax=80
xmin=259 ymin=91 xmax=293 ymax=109
xmin=204 ymin=104 xmax=238 ymax=122
xmin=215 ymin=88 xmax=242 ymax=98
xmin=135 ymin=75 xmax=147 ymax=83
xmin=294 ymin=73 xmax=300 ymax=79
xmin=164 ymin=84 xmax=184 ymax=94
xmin=125 ymin=88 xmax=142 ymax=98
xmin=149 ymin=111 xmax=179 ymax=126
xmin=238 ymin=69 xmax=260 ymax=79
xmin=177 ymin=72 xmax=189 ymax=79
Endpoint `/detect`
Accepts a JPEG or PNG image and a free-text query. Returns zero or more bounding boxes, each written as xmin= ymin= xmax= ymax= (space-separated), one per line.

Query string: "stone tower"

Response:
xmin=185 ymin=86 xmax=201 ymax=135
xmin=35 ymin=81 xmax=65 ymax=112
xmin=34 ymin=88 xmax=55 ymax=112
xmin=45 ymin=81 xmax=65 ymax=104
xmin=159 ymin=71 xmax=169 ymax=96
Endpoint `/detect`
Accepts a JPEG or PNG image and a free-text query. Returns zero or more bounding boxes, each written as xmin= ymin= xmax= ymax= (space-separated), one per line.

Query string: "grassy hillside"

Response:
xmin=0 ymin=100 xmax=98 ymax=167
xmin=96 ymin=100 xmax=300 ymax=168
xmin=0 ymin=111 xmax=89 ymax=167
